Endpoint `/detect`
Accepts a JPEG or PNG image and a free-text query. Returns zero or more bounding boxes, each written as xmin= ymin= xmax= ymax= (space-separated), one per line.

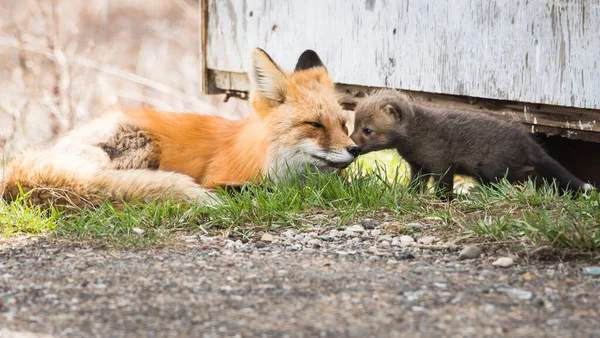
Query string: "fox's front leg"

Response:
xmin=433 ymin=166 xmax=455 ymax=201
xmin=408 ymin=163 xmax=430 ymax=193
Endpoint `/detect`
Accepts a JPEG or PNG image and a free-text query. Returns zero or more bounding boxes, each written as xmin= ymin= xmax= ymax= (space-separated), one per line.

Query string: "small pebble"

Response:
xmin=370 ymin=229 xmax=382 ymax=237
xmin=505 ymin=288 xmax=533 ymax=300
xmin=260 ymin=233 xmax=275 ymax=242
xmin=521 ymin=272 xmax=535 ymax=281
xmin=417 ymin=236 xmax=436 ymax=245
xmin=183 ymin=235 xmax=198 ymax=243
xmin=399 ymin=235 xmax=415 ymax=244
xmin=433 ymin=282 xmax=447 ymax=289
xmin=583 ymin=267 xmax=600 ymax=275
xmin=378 ymin=235 xmax=393 ymax=242
xmin=368 ymin=246 xmax=378 ymax=254
xmin=307 ymin=239 xmax=321 ymax=247
xmin=294 ymin=234 xmax=304 ymax=242
xmin=345 ymin=224 xmax=365 ymax=233
xmin=379 ymin=241 xmax=391 ymax=249
xmin=344 ymin=231 xmax=361 ymax=238
xmin=458 ymin=246 xmax=483 ymax=260
xmin=386 ymin=258 xmax=398 ymax=265
xmin=396 ymin=252 xmax=416 ymax=260
xmin=318 ymin=235 xmax=333 ymax=242
xmin=492 ymin=257 xmax=514 ymax=268
xmin=360 ymin=219 xmax=380 ymax=229
xmin=329 ymin=229 xmax=340 ymax=238
xmin=281 ymin=230 xmax=295 ymax=238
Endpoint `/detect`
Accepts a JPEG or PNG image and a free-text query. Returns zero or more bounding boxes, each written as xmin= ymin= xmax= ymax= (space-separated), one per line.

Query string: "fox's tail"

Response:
xmin=533 ymin=154 xmax=594 ymax=194
xmin=2 ymin=151 xmax=217 ymax=209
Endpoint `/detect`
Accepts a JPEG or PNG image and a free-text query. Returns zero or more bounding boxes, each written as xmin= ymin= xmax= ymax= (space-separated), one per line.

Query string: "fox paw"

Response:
xmin=182 ymin=186 xmax=221 ymax=206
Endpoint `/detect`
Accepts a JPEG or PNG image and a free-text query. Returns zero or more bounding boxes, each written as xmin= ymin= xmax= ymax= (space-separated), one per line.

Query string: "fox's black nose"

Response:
xmin=347 ymin=145 xmax=361 ymax=157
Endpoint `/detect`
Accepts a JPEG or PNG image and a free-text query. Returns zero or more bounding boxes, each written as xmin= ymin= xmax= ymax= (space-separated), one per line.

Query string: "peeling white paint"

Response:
xmin=535 ymin=42 xmax=541 ymax=74
xmin=207 ymin=0 xmax=600 ymax=110
xmin=579 ymin=121 xmax=594 ymax=130
xmin=523 ymin=105 xmax=532 ymax=122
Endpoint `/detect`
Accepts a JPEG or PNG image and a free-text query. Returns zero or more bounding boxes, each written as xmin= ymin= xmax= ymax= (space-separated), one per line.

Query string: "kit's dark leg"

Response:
xmin=409 ymin=163 xmax=430 ymax=193
xmin=434 ymin=167 xmax=455 ymax=201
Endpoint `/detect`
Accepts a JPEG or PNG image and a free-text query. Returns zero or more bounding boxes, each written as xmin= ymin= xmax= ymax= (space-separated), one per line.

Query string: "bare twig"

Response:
xmin=0 ymin=38 xmax=205 ymax=106
xmin=409 ymin=244 xmax=459 ymax=251
xmin=526 ymin=245 xmax=552 ymax=258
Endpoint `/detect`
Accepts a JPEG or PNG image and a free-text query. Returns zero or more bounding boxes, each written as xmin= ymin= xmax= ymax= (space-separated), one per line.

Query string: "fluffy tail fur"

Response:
xmin=2 ymin=150 xmax=217 ymax=209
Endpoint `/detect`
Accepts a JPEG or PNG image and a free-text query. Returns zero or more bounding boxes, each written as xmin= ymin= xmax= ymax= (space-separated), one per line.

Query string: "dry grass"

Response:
xmin=0 ymin=0 xmax=249 ymax=162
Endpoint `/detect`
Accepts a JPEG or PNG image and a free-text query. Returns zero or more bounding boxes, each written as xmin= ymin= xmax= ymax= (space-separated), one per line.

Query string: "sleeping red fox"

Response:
xmin=2 ymin=49 xmax=359 ymax=208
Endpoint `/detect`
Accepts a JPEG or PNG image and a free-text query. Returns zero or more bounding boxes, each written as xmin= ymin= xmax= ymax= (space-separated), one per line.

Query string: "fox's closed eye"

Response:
xmin=363 ymin=128 xmax=373 ymax=136
xmin=306 ymin=122 xmax=323 ymax=128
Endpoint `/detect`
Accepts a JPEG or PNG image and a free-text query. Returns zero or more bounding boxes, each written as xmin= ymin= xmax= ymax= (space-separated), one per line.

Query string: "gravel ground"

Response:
xmin=1 ymin=222 xmax=600 ymax=338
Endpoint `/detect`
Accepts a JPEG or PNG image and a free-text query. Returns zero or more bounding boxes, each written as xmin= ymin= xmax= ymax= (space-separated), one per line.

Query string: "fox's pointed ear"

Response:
xmin=336 ymin=88 xmax=367 ymax=111
xmin=294 ymin=50 xmax=326 ymax=72
xmin=337 ymin=92 xmax=361 ymax=111
xmin=250 ymin=48 xmax=289 ymax=105
xmin=384 ymin=96 xmax=413 ymax=121
xmin=384 ymin=103 xmax=402 ymax=120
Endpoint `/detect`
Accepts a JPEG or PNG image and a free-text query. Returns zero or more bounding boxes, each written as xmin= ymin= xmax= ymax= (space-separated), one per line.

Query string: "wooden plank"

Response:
xmin=208 ymin=69 xmax=600 ymax=142
xmin=198 ymin=0 xmax=209 ymax=94
xmin=206 ymin=0 xmax=600 ymax=110
xmin=337 ymin=84 xmax=600 ymax=143
xmin=206 ymin=0 xmax=247 ymax=73
xmin=211 ymin=70 xmax=250 ymax=92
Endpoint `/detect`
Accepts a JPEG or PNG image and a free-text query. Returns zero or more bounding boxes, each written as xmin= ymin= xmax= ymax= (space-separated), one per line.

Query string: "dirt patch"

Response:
xmin=1 ymin=235 xmax=599 ymax=337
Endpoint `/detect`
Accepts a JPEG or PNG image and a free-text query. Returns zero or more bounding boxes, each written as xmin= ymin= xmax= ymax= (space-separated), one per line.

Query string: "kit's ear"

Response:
xmin=336 ymin=88 xmax=368 ymax=111
xmin=383 ymin=95 xmax=414 ymax=121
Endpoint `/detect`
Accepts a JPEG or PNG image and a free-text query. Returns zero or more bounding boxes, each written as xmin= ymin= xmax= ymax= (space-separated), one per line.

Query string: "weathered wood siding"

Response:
xmin=207 ymin=0 xmax=600 ymax=110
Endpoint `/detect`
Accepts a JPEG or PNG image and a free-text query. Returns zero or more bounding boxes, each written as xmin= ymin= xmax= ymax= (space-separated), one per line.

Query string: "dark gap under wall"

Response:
xmin=534 ymin=134 xmax=600 ymax=187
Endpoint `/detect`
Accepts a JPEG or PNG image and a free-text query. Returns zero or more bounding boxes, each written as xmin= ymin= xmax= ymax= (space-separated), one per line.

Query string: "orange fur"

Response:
xmin=1 ymin=49 xmax=358 ymax=208
xmin=122 ymin=109 xmax=267 ymax=188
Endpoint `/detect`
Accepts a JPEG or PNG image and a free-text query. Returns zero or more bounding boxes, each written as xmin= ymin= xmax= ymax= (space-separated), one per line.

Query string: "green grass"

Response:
xmin=1 ymin=151 xmax=599 ymax=252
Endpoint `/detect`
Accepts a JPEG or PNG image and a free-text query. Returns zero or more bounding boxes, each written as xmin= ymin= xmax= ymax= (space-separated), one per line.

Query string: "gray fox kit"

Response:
xmin=350 ymin=90 xmax=594 ymax=197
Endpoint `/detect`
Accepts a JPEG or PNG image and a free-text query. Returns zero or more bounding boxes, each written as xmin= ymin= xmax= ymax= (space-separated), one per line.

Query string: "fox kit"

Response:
xmin=2 ymin=49 xmax=359 ymax=208
xmin=350 ymin=90 xmax=594 ymax=196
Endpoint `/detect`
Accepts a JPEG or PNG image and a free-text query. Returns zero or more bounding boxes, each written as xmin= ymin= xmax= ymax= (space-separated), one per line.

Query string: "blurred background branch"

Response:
xmin=0 ymin=0 xmax=249 ymax=161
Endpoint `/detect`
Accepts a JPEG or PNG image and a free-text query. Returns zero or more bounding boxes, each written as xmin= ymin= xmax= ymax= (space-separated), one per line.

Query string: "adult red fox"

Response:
xmin=2 ymin=49 xmax=360 ymax=208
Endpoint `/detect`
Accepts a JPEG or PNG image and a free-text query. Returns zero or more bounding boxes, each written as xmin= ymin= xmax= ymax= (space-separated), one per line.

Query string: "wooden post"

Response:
xmin=198 ymin=0 xmax=208 ymax=95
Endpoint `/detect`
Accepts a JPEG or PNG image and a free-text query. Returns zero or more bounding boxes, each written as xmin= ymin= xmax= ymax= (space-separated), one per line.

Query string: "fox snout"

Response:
xmin=347 ymin=145 xmax=361 ymax=157
xmin=349 ymin=132 xmax=363 ymax=148
xmin=350 ymin=132 xmax=379 ymax=155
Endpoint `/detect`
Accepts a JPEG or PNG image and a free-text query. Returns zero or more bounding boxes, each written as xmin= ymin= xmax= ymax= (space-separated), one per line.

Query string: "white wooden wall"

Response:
xmin=206 ymin=0 xmax=600 ymax=110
